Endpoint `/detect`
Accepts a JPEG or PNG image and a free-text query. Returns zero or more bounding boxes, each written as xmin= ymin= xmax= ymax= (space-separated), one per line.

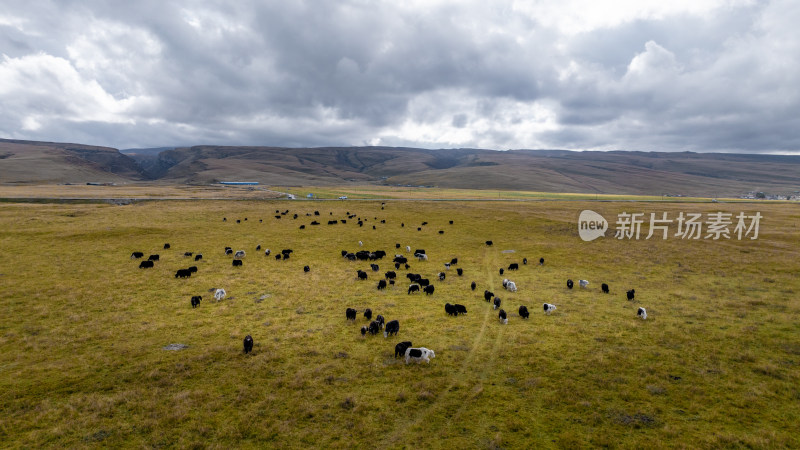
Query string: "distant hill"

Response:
xmin=0 ymin=139 xmax=145 ymax=184
xmin=2 ymin=138 xmax=799 ymax=196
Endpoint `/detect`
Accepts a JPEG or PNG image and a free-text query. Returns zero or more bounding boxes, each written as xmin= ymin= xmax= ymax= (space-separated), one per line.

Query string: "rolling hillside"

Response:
xmin=0 ymin=139 xmax=145 ymax=184
xmin=2 ymin=138 xmax=799 ymax=196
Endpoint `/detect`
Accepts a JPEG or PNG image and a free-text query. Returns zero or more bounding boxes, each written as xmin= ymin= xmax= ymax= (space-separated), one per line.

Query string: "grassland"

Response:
xmin=0 ymin=183 xmax=776 ymax=202
xmin=1 ymin=198 xmax=799 ymax=448
xmin=282 ymin=185 xmax=739 ymax=202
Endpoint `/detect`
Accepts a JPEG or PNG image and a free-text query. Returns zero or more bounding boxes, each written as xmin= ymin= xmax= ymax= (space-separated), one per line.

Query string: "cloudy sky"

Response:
xmin=1 ymin=0 xmax=798 ymax=153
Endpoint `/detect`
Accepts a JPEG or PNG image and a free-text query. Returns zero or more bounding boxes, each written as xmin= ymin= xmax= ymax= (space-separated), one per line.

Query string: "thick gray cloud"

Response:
xmin=0 ymin=0 xmax=798 ymax=153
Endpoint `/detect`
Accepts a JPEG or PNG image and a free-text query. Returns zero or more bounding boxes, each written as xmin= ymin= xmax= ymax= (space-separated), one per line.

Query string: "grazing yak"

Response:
xmin=375 ymin=315 xmax=385 ymax=329
xmin=377 ymin=279 xmax=387 ymax=290
xmin=457 ymin=268 xmax=463 ymax=276
xmin=405 ymin=347 xmax=435 ymax=364
xmin=164 ymin=243 xmax=170 ymax=249
xmin=234 ymin=250 xmax=245 ymax=259
xmin=415 ymin=253 xmax=428 ymax=261
xmin=184 ymin=252 xmax=193 ymax=257
xmin=637 ymin=307 xmax=647 ymax=320
xmin=423 ymin=285 xmax=435 ymax=295
xmin=567 ymin=279 xmax=574 ymax=289
xmin=498 ymin=309 xmax=508 ymax=324
xmin=175 ymin=269 xmax=192 ymax=278
xmin=499 ymin=268 xmax=504 ymax=275
xmin=407 ymin=284 xmax=420 ymax=294
xmin=361 ymin=326 xmax=367 ymax=337
xmin=539 ymin=258 xmax=545 ymax=265
xmin=503 ymin=279 xmax=517 ymax=292
xmin=523 ymin=257 xmax=527 ymax=265
xmin=131 ymin=252 xmax=144 ymax=259
xmin=384 ymin=320 xmax=399 ymax=338
xmin=450 ymin=258 xmax=458 ymax=265
xmin=188 ymin=266 xmax=197 ymax=273
xmin=139 ymin=260 xmax=154 ymax=269
xmin=445 ymin=303 xmax=457 ymax=316
xmin=486 ymin=240 xmax=493 ymax=246
xmin=627 ymin=289 xmax=636 ymax=301
xmin=455 ymin=304 xmax=467 ymax=315
xmin=395 ymin=341 xmax=413 ymax=358
xmin=357 ymin=270 xmax=368 ymax=280
xmin=508 ymin=263 xmax=519 ymax=271
xmin=191 ymin=295 xmax=202 ymax=308
xmin=543 ymin=303 xmax=557 ymax=315
xmin=384 ymin=271 xmax=397 ymax=280
xmin=579 ymin=280 xmax=589 ymax=288
xmin=471 ymin=281 xmax=477 ymax=290
xmin=346 ymin=308 xmax=357 ymax=321
xmin=493 ymin=297 xmax=502 ymax=310
xmin=232 ymin=259 xmax=243 ymax=267
xmin=148 ymin=254 xmax=160 ymax=261
xmin=368 ymin=320 xmax=381 ymax=336
xmin=364 ymin=309 xmax=373 ymax=320
xmin=370 ymin=264 xmax=379 ymax=272
xmin=214 ymin=289 xmax=227 ymax=301
xmin=602 ymin=283 xmax=609 ymax=294
xmin=484 ymin=290 xmax=494 ymax=301
xmin=243 ymin=335 xmax=254 ymax=354
xmin=438 ymin=272 xmax=446 ymax=281
xmin=519 ymin=305 xmax=529 ymax=319
xmin=194 ymin=254 xmax=203 ymax=261
xmin=304 ymin=265 xmax=310 ymax=273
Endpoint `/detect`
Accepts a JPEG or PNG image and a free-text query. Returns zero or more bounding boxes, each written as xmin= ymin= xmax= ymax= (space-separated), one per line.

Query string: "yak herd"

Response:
xmin=129 ymin=206 xmax=646 ymax=365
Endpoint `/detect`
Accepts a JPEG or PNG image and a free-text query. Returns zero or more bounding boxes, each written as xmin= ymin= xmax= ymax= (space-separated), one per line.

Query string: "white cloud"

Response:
xmin=0 ymin=53 xmax=151 ymax=124
xmin=0 ymin=0 xmax=797 ymax=153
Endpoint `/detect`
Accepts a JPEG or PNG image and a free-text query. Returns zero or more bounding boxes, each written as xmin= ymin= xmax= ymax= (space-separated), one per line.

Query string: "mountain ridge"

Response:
xmin=2 ymin=138 xmax=799 ymax=196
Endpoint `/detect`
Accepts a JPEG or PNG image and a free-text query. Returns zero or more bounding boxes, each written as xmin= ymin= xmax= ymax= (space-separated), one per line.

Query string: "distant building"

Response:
xmin=219 ymin=181 xmax=259 ymax=186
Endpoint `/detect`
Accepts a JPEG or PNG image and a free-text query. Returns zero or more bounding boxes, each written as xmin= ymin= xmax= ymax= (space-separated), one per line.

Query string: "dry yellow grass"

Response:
xmin=0 ymin=198 xmax=798 ymax=448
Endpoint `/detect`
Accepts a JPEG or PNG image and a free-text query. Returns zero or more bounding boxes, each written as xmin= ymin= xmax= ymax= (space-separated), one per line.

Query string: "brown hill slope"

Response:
xmin=153 ymin=145 xmax=800 ymax=196
xmin=3 ymin=139 xmax=800 ymax=196
xmin=0 ymin=139 xmax=145 ymax=184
